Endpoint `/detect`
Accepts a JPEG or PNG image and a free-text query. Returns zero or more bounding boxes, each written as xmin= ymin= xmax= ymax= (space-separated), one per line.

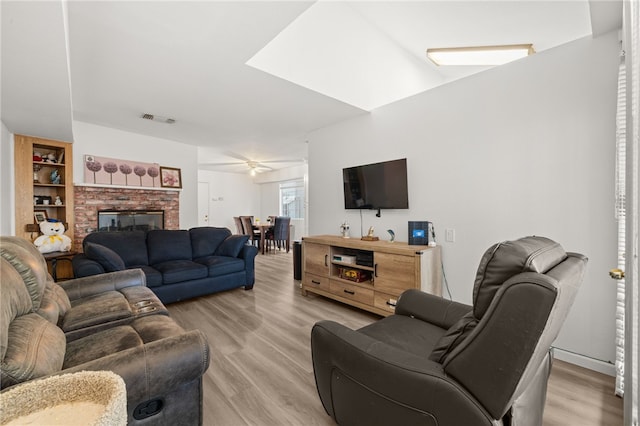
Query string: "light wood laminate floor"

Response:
xmin=167 ymin=250 xmax=623 ymax=426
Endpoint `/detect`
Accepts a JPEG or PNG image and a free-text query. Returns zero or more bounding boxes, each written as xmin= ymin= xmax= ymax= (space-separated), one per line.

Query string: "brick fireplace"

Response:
xmin=74 ymin=185 xmax=180 ymax=250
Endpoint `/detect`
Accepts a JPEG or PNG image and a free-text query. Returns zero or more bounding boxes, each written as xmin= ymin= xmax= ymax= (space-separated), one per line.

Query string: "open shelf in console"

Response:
xmin=329 ymin=246 xmax=374 ymax=286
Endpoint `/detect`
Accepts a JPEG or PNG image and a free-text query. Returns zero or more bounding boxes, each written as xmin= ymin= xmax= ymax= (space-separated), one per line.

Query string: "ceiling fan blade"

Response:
xmin=223 ymin=151 xmax=252 ymax=163
xmin=257 ymin=159 xmax=304 ymax=164
xmin=255 ymin=163 xmax=274 ymax=170
xmin=199 ymin=161 xmax=245 ymax=166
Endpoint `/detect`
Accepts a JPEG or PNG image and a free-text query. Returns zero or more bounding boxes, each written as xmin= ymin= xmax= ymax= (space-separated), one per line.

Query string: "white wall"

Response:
xmin=196 ymin=165 xmax=309 ymax=240
xmin=0 ymin=121 xmax=15 ymax=235
xmin=308 ymin=32 xmax=620 ymax=371
xmin=197 ymin=169 xmax=261 ymax=232
xmin=255 ymin=164 xmax=309 ymax=241
xmin=72 ymin=121 xmax=199 ymax=229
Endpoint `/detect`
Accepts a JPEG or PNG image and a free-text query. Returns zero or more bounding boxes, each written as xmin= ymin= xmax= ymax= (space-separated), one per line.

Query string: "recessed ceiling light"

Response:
xmin=426 ymin=44 xmax=535 ymax=66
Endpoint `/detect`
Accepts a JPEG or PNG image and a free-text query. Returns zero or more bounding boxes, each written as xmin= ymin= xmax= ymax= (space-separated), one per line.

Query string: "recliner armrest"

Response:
xmin=59 ymin=269 xmax=146 ymax=301
xmin=395 ymin=289 xmax=471 ymax=329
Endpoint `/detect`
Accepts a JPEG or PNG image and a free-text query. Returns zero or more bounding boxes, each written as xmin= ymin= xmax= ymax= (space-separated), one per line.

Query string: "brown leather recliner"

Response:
xmin=1 ymin=236 xmax=210 ymax=425
xmin=311 ymin=236 xmax=587 ymax=426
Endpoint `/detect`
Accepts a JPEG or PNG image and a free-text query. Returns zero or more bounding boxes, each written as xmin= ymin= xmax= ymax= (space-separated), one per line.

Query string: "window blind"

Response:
xmin=615 ymin=58 xmax=626 ymax=397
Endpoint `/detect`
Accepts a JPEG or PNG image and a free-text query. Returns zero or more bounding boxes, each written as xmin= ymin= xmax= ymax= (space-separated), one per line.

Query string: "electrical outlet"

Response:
xmin=445 ymin=228 xmax=456 ymax=242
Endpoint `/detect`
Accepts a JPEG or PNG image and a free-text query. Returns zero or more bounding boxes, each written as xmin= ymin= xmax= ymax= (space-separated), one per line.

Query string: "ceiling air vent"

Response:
xmin=141 ymin=113 xmax=175 ymax=124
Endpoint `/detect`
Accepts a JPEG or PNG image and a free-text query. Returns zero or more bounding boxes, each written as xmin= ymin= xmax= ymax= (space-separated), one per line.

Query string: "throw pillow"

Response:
xmin=428 ymin=311 xmax=478 ymax=364
xmin=215 ymin=235 xmax=249 ymax=257
xmin=84 ymin=242 xmax=125 ymax=272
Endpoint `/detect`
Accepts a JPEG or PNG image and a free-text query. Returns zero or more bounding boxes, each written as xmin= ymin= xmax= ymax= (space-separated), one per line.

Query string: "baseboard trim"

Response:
xmin=552 ymin=348 xmax=616 ymax=376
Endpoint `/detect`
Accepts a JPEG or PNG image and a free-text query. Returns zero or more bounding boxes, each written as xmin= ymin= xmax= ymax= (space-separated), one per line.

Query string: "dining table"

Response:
xmin=254 ymin=223 xmax=274 ymax=255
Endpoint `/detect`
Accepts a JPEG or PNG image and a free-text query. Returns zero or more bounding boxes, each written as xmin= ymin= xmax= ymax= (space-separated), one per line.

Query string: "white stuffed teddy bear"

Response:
xmin=34 ymin=220 xmax=72 ymax=253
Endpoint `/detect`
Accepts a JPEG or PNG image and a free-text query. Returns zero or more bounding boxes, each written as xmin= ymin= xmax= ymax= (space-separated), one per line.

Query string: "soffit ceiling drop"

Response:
xmin=247 ymin=1 xmax=592 ymax=111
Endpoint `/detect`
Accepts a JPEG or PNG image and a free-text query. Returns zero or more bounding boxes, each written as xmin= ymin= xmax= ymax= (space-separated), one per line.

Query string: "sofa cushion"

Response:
xmin=84 ymin=242 xmax=126 ymax=272
xmin=1 ymin=313 xmax=66 ymax=389
xmin=473 ymin=236 xmax=567 ymax=319
xmin=190 ymin=227 xmax=232 ymax=259
xmin=62 ymin=292 xmax=132 ymax=332
xmin=194 ymin=256 xmax=246 ymax=277
xmin=428 ymin=312 xmax=478 ymax=364
xmin=64 ymin=325 xmax=143 ymax=368
xmin=84 ymin=231 xmax=149 ymax=267
xmin=136 ymin=266 xmax=163 ymax=288
xmin=215 ymin=235 xmax=249 ymax=258
xmin=152 ymin=260 xmax=208 ymax=285
xmin=147 ymin=230 xmax=192 ymax=265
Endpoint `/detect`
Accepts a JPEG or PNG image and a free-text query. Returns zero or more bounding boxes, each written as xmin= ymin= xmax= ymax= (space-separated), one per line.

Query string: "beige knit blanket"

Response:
xmin=0 ymin=371 xmax=126 ymax=426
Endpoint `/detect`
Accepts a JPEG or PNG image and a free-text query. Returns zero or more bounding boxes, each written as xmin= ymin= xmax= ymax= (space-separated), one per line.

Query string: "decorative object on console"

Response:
xmin=84 ymin=155 xmax=161 ymax=188
xmin=361 ymin=226 xmax=379 ymax=241
xmin=34 ymin=220 xmax=72 ymax=253
xmin=160 ymin=166 xmax=182 ymax=189
xmin=409 ymin=221 xmax=433 ymax=246
xmin=387 ymin=229 xmax=395 ymax=242
xmin=339 ymin=221 xmax=350 ymax=238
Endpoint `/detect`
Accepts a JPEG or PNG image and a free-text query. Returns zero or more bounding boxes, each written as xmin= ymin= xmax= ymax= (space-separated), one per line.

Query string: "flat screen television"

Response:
xmin=343 ymin=158 xmax=409 ymax=210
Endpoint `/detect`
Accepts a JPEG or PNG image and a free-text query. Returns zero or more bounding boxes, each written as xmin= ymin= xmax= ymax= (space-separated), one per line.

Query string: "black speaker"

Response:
xmin=408 ymin=221 xmax=432 ymax=245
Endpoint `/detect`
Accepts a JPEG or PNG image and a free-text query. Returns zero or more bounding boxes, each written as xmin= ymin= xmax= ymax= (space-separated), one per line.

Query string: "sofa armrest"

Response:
xmin=395 ymin=289 xmax=471 ymax=329
xmin=240 ymin=244 xmax=258 ymax=287
xmin=55 ymin=330 xmax=210 ymax=417
xmin=239 ymin=244 xmax=258 ymax=260
xmin=59 ymin=269 xmax=146 ymax=301
xmin=311 ymin=320 xmax=494 ymax=425
xmin=71 ymin=254 xmax=105 ymax=278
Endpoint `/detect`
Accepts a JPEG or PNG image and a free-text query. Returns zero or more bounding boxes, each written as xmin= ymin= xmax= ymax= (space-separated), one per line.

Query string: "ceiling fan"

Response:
xmin=200 ymin=152 xmax=303 ymax=175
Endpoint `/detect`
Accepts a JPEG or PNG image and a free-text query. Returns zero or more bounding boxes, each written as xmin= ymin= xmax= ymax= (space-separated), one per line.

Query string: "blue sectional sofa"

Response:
xmin=72 ymin=227 xmax=258 ymax=304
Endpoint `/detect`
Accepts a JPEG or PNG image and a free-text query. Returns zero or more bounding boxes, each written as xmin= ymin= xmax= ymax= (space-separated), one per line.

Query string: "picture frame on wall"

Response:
xmin=160 ymin=166 xmax=182 ymax=189
xmin=34 ymin=210 xmax=48 ymax=224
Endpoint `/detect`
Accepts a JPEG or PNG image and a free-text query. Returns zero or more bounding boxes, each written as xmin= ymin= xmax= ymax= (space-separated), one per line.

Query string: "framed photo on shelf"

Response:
xmin=160 ymin=166 xmax=182 ymax=189
xmin=34 ymin=210 xmax=48 ymax=224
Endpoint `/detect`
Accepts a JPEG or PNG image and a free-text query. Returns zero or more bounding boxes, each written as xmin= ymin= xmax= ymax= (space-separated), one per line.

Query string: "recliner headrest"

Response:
xmin=473 ymin=236 xmax=567 ymax=318
xmin=0 ymin=237 xmax=50 ymax=310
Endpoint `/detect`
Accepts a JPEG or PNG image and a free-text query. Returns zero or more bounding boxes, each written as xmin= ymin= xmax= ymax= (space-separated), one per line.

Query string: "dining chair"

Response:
xmin=240 ymin=216 xmax=260 ymax=247
xmin=233 ymin=217 xmax=244 ymax=235
xmin=269 ymin=216 xmax=291 ymax=252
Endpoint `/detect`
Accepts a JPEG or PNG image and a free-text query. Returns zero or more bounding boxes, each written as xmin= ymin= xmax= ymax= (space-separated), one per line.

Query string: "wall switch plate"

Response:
xmin=445 ymin=228 xmax=456 ymax=242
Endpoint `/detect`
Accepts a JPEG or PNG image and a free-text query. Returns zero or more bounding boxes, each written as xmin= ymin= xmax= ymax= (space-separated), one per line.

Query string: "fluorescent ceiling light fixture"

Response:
xmin=426 ymin=44 xmax=535 ymax=66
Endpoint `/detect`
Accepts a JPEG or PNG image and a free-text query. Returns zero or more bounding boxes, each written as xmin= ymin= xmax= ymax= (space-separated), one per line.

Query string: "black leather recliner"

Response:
xmin=311 ymin=236 xmax=587 ymax=426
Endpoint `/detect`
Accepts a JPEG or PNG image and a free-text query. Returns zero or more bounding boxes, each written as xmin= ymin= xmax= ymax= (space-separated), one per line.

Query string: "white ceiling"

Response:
xmin=1 ymin=1 xmax=622 ymax=174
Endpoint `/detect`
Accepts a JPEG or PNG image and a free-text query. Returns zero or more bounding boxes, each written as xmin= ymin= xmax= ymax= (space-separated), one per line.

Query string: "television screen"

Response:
xmin=343 ymin=158 xmax=409 ymax=210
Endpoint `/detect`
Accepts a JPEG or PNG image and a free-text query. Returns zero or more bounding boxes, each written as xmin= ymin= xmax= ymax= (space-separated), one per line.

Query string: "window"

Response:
xmin=280 ymin=180 xmax=304 ymax=219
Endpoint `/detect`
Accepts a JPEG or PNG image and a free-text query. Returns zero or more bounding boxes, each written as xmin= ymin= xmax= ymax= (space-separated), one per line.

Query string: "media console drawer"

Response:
xmin=330 ymin=281 xmax=374 ymax=305
xmin=304 ymin=273 xmax=330 ymax=292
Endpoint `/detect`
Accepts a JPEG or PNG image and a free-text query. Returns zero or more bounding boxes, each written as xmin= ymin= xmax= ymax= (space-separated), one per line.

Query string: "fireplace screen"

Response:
xmin=98 ymin=210 xmax=164 ymax=232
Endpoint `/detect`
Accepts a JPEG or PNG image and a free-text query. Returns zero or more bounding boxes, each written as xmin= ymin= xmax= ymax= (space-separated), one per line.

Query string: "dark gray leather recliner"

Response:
xmin=311 ymin=236 xmax=587 ymax=426
xmin=1 ymin=236 xmax=210 ymax=425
